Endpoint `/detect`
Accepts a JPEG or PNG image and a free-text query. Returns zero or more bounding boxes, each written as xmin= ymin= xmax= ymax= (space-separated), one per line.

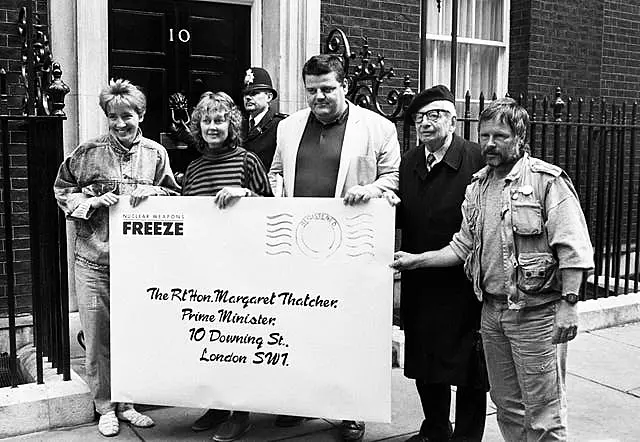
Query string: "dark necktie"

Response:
xmin=249 ymin=117 xmax=255 ymax=132
xmin=426 ymin=152 xmax=436 ymax=172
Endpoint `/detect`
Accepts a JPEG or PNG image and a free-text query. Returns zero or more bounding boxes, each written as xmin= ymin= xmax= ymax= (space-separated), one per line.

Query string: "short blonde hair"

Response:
xmin=189 ymin=92 xmax=244 ymax=152
xmin=99 ymin=78 xmax=146 ymax=118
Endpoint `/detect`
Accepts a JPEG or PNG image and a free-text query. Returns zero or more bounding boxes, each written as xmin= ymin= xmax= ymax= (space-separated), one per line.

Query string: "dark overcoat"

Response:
xmin=243 ymin=107 xmax=287 ymax=171
xmin=398 ymin=133 xmax=484 ymax=385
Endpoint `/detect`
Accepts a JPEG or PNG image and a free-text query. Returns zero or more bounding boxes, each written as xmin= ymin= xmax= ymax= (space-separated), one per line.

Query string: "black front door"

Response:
xmin=109 ymin=0 xmax=251 ymax=171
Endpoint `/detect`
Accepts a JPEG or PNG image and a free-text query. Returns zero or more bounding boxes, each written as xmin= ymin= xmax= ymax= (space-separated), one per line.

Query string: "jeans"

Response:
xmin=75 ymin=260 xmax=139 ymax=415
xmin=481 ymin=296 xmax=568 ymax=441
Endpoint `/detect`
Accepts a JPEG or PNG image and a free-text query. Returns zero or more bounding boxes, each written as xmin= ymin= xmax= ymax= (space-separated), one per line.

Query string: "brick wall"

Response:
xmin=523 ymin=0 xmax=605 ymax=100
xmin=508 ymin=0 xmax=531 ymax=96
xmin=320 ymin=0 xmax=421 ymax=104
xmin=601 ymin=0 xmax=640 ymax=104
xmin=0 ymin=0 xmax=49 ymax=316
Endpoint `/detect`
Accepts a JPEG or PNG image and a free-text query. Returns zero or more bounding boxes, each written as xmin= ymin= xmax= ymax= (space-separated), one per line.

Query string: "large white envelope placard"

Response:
xmin=109 ymin=196 xmax=394 ymax=422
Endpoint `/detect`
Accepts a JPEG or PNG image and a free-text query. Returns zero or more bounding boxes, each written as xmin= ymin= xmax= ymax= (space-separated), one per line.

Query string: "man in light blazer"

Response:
xmin=269 ymin=54 xmax=400 ymax=204
xmin=268 ymin=54 xmax=400 ymax=441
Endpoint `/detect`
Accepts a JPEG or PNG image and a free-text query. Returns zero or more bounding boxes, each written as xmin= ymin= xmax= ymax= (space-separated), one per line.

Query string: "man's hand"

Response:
xmin=130 ymin=186 xmax=158 ymax=208
xmin=90 ymin=192 xmax=119 ymax=209
xmin=383 ymin=191 xmax=400 ymax=207
xmin=343 ymin=185 xmax=375 ymax=205
xmin=214 ymin=187 xmax=249 ymax=209
xmin=390 ymin=251 xmax=422 ymax=271
xmin=552 ymin=300 xmax=579 ymax=344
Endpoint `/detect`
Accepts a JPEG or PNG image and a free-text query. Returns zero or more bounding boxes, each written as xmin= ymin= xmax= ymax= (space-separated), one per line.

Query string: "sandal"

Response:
xmin=116 ymin=408 xmax=155 ymax=428
xmin=98 ymin=411 xmax=120 ymax=437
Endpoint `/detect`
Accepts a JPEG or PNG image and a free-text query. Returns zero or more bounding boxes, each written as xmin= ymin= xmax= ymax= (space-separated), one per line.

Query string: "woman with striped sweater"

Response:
xmin=182 ymin=91 xmax=272 ymax=207
xmin=183 ymin=92 xmax=271 ymax=441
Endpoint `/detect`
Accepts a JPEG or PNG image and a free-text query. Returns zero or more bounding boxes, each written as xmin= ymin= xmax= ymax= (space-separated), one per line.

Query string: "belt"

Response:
xmin=483 ymin=291 xmax=508 ymax=303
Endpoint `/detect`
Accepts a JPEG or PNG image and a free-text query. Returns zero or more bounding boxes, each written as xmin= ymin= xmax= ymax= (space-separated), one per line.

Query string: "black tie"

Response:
xmin=249 ymin=117 xmax=255 ymax=132
xmin=426 ymin=153 xmax=436 ymax=172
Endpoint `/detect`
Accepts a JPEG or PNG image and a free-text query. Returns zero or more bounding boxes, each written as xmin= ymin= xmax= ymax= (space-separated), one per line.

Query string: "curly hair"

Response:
xmin=189 ymin=92 xmax=244 ymax=152
xmin=479 ymin=97 xmax=531 ymax=153
xmin=99 ymin=78 xmax=146 ymax=118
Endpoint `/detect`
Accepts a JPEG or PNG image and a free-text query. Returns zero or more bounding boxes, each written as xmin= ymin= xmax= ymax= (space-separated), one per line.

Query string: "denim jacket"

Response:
xmin=450 ymin=153 xmax=594 ymax=309
xmin=54 ymin=132 xmax=180 ymax=268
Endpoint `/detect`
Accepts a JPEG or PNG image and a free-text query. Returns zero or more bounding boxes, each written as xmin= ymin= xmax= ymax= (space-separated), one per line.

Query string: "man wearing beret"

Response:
xmin=242 ymin=67 xmax=287 ymax=171
xmin=392 ymin=96 xmax=594 ymax=440
xmin=389 ymin=85 xmax=487 ymax=441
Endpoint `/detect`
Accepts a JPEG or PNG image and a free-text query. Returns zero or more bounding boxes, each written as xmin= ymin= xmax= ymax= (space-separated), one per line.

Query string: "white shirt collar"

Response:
xmin=251 ymin=107 xmax=269 ymax=127
xmin=425 ymin=134 xmax=453 ymax=166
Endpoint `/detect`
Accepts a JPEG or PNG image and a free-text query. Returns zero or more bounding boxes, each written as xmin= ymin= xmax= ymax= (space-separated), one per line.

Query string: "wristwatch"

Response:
xmin=561 ymin=292 xmax=579 ymax=304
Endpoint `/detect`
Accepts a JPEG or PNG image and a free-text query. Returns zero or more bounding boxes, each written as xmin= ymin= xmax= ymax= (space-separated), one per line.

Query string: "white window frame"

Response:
xmin=424 ymin=0 xmax=510 ymax=101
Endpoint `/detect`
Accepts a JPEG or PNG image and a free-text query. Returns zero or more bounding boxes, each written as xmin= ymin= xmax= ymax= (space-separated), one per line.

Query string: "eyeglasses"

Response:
xmin=412 ymin=109 xmax=449 ymax=123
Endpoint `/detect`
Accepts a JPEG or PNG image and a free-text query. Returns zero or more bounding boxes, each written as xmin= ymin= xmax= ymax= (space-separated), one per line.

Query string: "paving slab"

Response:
xmin=567 ymin=330 xmax=640 ymax=393
xmin=364 ymin=369 xmax=422 ymax=441
xmin=566 ymin=373 xmax=640 ymax=442
xmin=9 ymin=421 xmax=139 ymax=441
xmin=589 ymin=321 xmax=640 ymax=348
xmin=136 ymin=407 xmax=338 ymax=441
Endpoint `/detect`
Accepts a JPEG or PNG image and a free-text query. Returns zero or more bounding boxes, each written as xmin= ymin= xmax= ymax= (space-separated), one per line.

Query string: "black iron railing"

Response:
xmin=455 ymin=89 xmax=640 ymax=300
xmin=1 ymin=2 xmax=70 ymax=388
xmin=326 ymin=28 xmax=640 ymax=302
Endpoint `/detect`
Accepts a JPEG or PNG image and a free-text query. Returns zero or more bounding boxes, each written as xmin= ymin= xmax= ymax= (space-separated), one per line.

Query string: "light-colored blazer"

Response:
xmin=269 ymin=102 xmax=400 ymax=197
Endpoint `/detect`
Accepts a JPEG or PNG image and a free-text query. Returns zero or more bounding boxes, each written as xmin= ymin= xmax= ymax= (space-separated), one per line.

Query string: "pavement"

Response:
xmin=4 ymin=320 xmax=640 ymax=442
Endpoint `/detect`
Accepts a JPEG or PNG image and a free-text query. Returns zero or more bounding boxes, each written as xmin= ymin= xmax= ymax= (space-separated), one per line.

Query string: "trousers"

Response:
xmin=416 ymin=380 xmax=486 ymax=441
xmin=481 ymin=296 xmax=568 ymax=441
xmin=75 ymin=261 xmax=135 ymax=415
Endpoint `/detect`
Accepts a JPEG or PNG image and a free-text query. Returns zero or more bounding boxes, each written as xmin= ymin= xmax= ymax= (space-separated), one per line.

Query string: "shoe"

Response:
xmin=340 ymin=420 xmax=365 ymax=441
xmin=116 ymin=408 xmax=154 ymax=428
xmin=192 ymin=409 xmax=231 ymax=432
xmin=212 ymin=411 xmax=251 ymax=442
xmin=274 ymin=414 xmax=306 ymax=427
xmin=405 ymin=433 xmax=429 ymax=442
xmin=98 ymin=411 xmax=120 ymax=437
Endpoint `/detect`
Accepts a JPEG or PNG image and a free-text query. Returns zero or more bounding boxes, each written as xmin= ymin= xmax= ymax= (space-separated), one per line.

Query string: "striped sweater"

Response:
xmin=181 ymin=145 xmax=273 ymax=197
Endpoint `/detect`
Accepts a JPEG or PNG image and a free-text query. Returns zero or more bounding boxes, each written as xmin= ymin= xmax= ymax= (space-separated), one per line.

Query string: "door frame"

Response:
xmin=50 ymin=0 xmax=320 ymax=156
xmin=49 ymin=0 xmax=319 ymax=310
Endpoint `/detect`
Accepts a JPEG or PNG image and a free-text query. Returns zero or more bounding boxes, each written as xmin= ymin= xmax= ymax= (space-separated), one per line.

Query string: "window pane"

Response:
xmin=475 ymin=0 xmax=503 ymax=41
xmin=426 ymin=0 xmax=469 ymax=35
xmin=424 ymin=40 xmax=451 ymax=88
xmin=425 ymin=0 xmax=503 ymax=41
xmin=425 ymin=1 xmax=443 ymax=34
xmin=468 ymin=44 xmax=499 ymax=97
xmin=458 ymin=0 xmax=473 ymax=38
xmin=425 ymin=41 xmax=500 ymax=99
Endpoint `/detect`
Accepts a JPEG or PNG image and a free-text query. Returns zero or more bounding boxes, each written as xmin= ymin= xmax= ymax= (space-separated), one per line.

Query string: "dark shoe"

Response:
xmin=212 ymin=411 xmax=251 ymax=442
xmin=274 ymin=414 xmax=306 ymax=427
xmin=191 ymin=409 xmax=231 ymax=432
xmin=340 ymin=420 xmax=365 ymax=441
xmin=405 ymin=434 xmax=429 ymax=442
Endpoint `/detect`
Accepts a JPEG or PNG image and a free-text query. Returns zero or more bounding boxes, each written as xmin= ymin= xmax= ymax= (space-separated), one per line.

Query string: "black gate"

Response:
xmin=1 ymin=3 xmax=70 ymax=387
xmin=326 ymin=29 xmax=640 ymax=302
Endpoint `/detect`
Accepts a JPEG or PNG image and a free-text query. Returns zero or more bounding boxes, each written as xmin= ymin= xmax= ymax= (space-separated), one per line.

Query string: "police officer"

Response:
xmin=241 ymin=67 xmax=287 ymax=170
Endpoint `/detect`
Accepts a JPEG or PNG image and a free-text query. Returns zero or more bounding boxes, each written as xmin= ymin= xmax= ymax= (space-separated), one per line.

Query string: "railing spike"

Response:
xmin=531 ymin=94 xmax=537 ymax=121
xmin=553 ymin=86 xmax=565 ymax=121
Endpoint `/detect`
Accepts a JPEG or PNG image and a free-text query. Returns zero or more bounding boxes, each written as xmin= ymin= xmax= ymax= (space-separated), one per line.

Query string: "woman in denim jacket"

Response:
xmin=54 ymin=79 xmax=180 ymax=437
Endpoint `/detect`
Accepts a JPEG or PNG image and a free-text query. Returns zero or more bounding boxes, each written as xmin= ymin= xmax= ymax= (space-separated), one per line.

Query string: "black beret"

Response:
xmin=405 ymin=84 xmax=455 ymax=124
